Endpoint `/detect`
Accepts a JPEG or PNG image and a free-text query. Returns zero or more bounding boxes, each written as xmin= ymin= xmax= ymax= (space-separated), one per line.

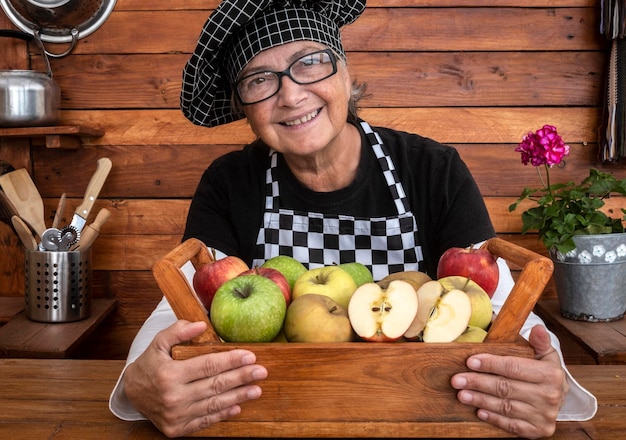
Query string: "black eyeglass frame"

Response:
xmin=233 ymin=49 xmax=338 ymax=106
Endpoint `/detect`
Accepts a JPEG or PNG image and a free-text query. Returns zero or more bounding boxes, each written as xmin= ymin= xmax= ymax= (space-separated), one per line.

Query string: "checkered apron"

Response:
xmin=252 ymin=121 xmax=423 ymax=281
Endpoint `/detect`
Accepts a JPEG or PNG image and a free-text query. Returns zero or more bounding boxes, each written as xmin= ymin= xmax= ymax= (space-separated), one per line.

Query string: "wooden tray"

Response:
xmin=152 ymin=237 xmax=553 ymax=438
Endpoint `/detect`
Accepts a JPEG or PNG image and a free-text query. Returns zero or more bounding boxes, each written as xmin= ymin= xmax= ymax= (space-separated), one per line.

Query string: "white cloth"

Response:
xmin=109 ymin=249 xmax=597 ymax=422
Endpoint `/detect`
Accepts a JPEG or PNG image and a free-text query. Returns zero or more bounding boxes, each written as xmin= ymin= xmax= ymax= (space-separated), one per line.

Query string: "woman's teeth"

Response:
xmin=284 ymin=110 xmax=319 ymax=126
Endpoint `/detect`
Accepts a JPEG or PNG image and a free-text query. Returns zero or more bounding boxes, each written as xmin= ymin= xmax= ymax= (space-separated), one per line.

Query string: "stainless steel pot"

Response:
xmin=0 ymin=29 xmax=60 ymax=127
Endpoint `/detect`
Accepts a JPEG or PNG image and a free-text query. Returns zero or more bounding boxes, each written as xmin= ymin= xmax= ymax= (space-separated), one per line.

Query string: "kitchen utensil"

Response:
xmin=0 ymin=188 xmax=19 ymax=226
xmin=0 ymin=29 xmax=60 ymax=126
xmin=0 ymin=168 xmax=47 ymax=239
xmin=51 ymin=192 xmax=66 ymax=229
xmin=25 ymin=247 xmax=91 ymax=322
xmin=11 ymin=215 xmax=37 ymax=250
xmin=57 ymin=157 xmax=112 ymax=250
xmin=71 ymin=207 xmax=110 ymax=251
xmin=0 ymin=0 xmax=117 ymax=57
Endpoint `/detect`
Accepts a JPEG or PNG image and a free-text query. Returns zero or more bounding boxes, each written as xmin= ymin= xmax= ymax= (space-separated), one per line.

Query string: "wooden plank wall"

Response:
xmin=1 ymin=0 xmax=625 ymax=359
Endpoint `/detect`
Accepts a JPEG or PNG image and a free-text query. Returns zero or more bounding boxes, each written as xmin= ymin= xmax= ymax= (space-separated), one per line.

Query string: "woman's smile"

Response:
xmin=282 ymin=108 xmax=321 ymax=127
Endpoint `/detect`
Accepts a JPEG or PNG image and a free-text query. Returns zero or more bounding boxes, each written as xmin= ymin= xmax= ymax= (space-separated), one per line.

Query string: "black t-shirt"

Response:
xmin=183 ymin=121 xmax=495 ymax=278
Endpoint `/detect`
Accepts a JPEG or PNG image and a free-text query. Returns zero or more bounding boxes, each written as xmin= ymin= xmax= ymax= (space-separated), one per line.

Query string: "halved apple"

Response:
xmin=438 ymin=276 xmax=493 ymax=330
xmin=403 ymin=280 xmax=443 ymax=340
xmin=422 ymin=288 xmax=472 ymax=343
xmin=348 ymin=280 xmax=418 ymax=342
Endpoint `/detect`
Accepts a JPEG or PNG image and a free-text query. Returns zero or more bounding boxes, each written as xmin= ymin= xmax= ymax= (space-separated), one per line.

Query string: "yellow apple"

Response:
xmin=455 ymin=325 xmax=488 ymax=342
xmin=283 ymin=294 xmax=354 ymax=343
xmin=292 ymin=266 xmax=357 ymax=308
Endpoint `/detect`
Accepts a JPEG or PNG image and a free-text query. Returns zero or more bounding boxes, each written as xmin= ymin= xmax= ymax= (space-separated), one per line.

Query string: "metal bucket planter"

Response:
xmin=550 ymin=233 xmax=626 ymax=322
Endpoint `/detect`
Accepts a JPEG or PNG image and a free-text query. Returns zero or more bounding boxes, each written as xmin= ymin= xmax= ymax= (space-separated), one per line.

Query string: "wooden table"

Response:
xmin=535 ymin=299 xmax=626 ymax=364
xmin=0 ymin=358 xmax=623 ymax=439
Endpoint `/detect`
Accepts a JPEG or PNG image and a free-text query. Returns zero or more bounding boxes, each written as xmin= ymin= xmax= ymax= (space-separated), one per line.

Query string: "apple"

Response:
xmin=377 ymin=270 xmax=432 ymax=291
xmin=209 ymin=274 xmax=286 ymax=342
xmin=193 ymin=255 xmax=249 ymax=311
xmin=238 ymin=266 xmax=291 ymax=305
xmin=403 ymin=280 xmax=444 ymax=340
xmin=422 ymin=288 xmax=472 ymax=343
xmin=438 ymin=276 xmax=493 ymax=330
xmin=455 ymin=325 xmax=488 ymax=343
xmin=261 ymin=255 xmax=307 ymax=291
xmin=348 ymin=280 xmax=418 ymax=342
xmin=283 ymin=294 xmax=354 ymax=343
xmin=436 ymin=244 xmax=499 ymax=297
xmin=338 ymin=262 xmax=374 ymax=287
xmin=292 ymin=266 xmax=357 ymax=309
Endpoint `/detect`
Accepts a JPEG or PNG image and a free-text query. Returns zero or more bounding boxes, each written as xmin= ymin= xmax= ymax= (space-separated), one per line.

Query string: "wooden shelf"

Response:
xmin=0 ymin=125 xmax=104 ymax=149
xmin=535 ymin=298 xmax=626 ymax=364
xmin=0 ymin=298 xmax=117 ymax=358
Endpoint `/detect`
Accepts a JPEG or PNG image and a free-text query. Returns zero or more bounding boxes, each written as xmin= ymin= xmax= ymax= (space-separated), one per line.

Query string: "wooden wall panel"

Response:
xmin=1 ymin=0 xmax=624 ymax=360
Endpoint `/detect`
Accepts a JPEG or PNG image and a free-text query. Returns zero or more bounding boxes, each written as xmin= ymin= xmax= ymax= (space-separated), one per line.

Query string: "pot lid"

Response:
xmin=0 ymin=0 xmax=116 ymax=44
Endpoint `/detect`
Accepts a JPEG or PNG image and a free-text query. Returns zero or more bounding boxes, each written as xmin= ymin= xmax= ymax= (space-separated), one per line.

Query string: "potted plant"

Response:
xmin=509 ymin=124 xmax=626 ymax=322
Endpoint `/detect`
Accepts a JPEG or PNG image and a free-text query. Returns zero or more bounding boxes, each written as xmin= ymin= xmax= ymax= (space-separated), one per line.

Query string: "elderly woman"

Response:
xmin=109 ymin=1 xmax=596 ymax=438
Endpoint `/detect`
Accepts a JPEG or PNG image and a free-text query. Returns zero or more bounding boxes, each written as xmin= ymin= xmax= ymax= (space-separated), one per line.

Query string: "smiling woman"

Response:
xmin=105 ymin=2 xmax=599 ymax=438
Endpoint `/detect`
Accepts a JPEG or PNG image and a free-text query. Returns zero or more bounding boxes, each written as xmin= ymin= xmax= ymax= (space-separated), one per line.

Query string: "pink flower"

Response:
xmin=516 ymin=124 xmax=570 ymax=167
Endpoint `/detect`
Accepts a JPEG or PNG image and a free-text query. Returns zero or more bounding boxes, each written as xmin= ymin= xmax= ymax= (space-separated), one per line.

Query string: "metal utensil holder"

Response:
xmin=25 ymin=248 xmax=91 ymax=323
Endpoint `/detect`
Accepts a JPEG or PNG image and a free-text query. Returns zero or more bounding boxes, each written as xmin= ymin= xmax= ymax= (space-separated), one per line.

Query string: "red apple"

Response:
xmin=436 ymin=244 xmax=499 ymax=298
xmin=193 ymin=256 xmax=249 ymax=311
xmin=238 ymin=267 xmax=291 ymax=305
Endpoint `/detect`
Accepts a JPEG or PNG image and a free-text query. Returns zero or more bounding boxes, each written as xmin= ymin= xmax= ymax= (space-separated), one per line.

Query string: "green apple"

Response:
xmin=422 ymin=288 xmax=472 ymax=343
xmin=455 ymin=325 xmax=488 ymax=342
xmin=210 ymin=274 xmax=286 ymax=342
xmin=338 ymin=262 xmax=374 ymax=287
xmin=348 ymin=280 xmax=418 ymax=342
xmin=261 ymin=255 xmax=307 ymax=291
xmin=284 ymin=294 xmax=354 ymax=343
xmin=438 ymin=276 xmax=493 ymax=330
xmin=292 ymin=266 xmax=357 ymax=309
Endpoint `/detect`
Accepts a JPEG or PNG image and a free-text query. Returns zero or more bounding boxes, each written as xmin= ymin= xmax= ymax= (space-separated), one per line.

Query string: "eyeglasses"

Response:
xmin=234 ymin=49 xmax=338 ymax=105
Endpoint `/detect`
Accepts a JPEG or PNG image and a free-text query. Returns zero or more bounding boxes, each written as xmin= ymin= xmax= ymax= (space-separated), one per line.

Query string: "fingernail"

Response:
xmin=458 ymin=390 xmax=473 ymax=404
xmin=247 ymin=386 xmax=262 ymax=399
xmin=467 ymin=357 xmax=481 ymax=370
xmin=241 ymin=353 xmax=255 ymax=365
xmin=252 ymin=367 xmax=267 ymax=380
xmin=451 ymin=375 xmax=467 ymax=388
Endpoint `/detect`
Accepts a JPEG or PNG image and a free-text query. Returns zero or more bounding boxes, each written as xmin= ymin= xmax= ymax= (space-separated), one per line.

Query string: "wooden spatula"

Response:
xmin=0 ymin=169 xmax=47 ymax=239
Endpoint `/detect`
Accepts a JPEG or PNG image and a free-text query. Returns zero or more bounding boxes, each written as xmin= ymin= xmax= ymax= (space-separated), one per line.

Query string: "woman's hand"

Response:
xmin=123 ymin=320 xmax=268 ymax=438
xmin=451 ymin=325 xmax=568 ymax=439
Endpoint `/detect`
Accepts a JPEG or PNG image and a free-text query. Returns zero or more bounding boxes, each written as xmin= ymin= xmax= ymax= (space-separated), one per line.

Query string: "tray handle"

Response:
xmin=482 ymin=238 xmax=554 ymax=343
xmin=152 ymin=238 xmax=221 ymax=343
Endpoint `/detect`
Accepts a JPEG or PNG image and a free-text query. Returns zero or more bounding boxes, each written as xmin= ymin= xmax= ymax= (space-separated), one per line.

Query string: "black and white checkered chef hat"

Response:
xmin=180 ymin=0 xmax=366 ymax=128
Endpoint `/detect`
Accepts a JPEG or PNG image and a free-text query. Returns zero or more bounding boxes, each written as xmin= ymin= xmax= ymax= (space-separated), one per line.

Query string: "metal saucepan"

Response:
xmin=0 ymin=29 xmax=60 ymax=126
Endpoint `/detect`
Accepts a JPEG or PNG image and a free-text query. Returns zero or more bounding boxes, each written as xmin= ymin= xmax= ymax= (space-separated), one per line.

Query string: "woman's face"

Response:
xmin=238 ymin=41 xmax=353 ymax=157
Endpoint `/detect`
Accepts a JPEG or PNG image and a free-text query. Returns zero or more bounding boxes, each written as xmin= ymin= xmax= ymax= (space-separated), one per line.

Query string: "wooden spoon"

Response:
xmin=0 ymin=169 xmax=47 ymax=239
xmin=11 ymin=215 xmax=38 ymax=251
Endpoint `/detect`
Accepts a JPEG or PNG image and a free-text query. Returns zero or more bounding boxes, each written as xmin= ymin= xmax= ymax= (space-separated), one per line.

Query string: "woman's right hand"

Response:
xmin=123 ymin=320 xmax=268 ymax=438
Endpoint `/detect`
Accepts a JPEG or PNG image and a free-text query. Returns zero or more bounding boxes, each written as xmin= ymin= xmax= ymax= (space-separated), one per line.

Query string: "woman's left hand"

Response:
xmin=451 ymin=324 xmax=568 ymax=439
